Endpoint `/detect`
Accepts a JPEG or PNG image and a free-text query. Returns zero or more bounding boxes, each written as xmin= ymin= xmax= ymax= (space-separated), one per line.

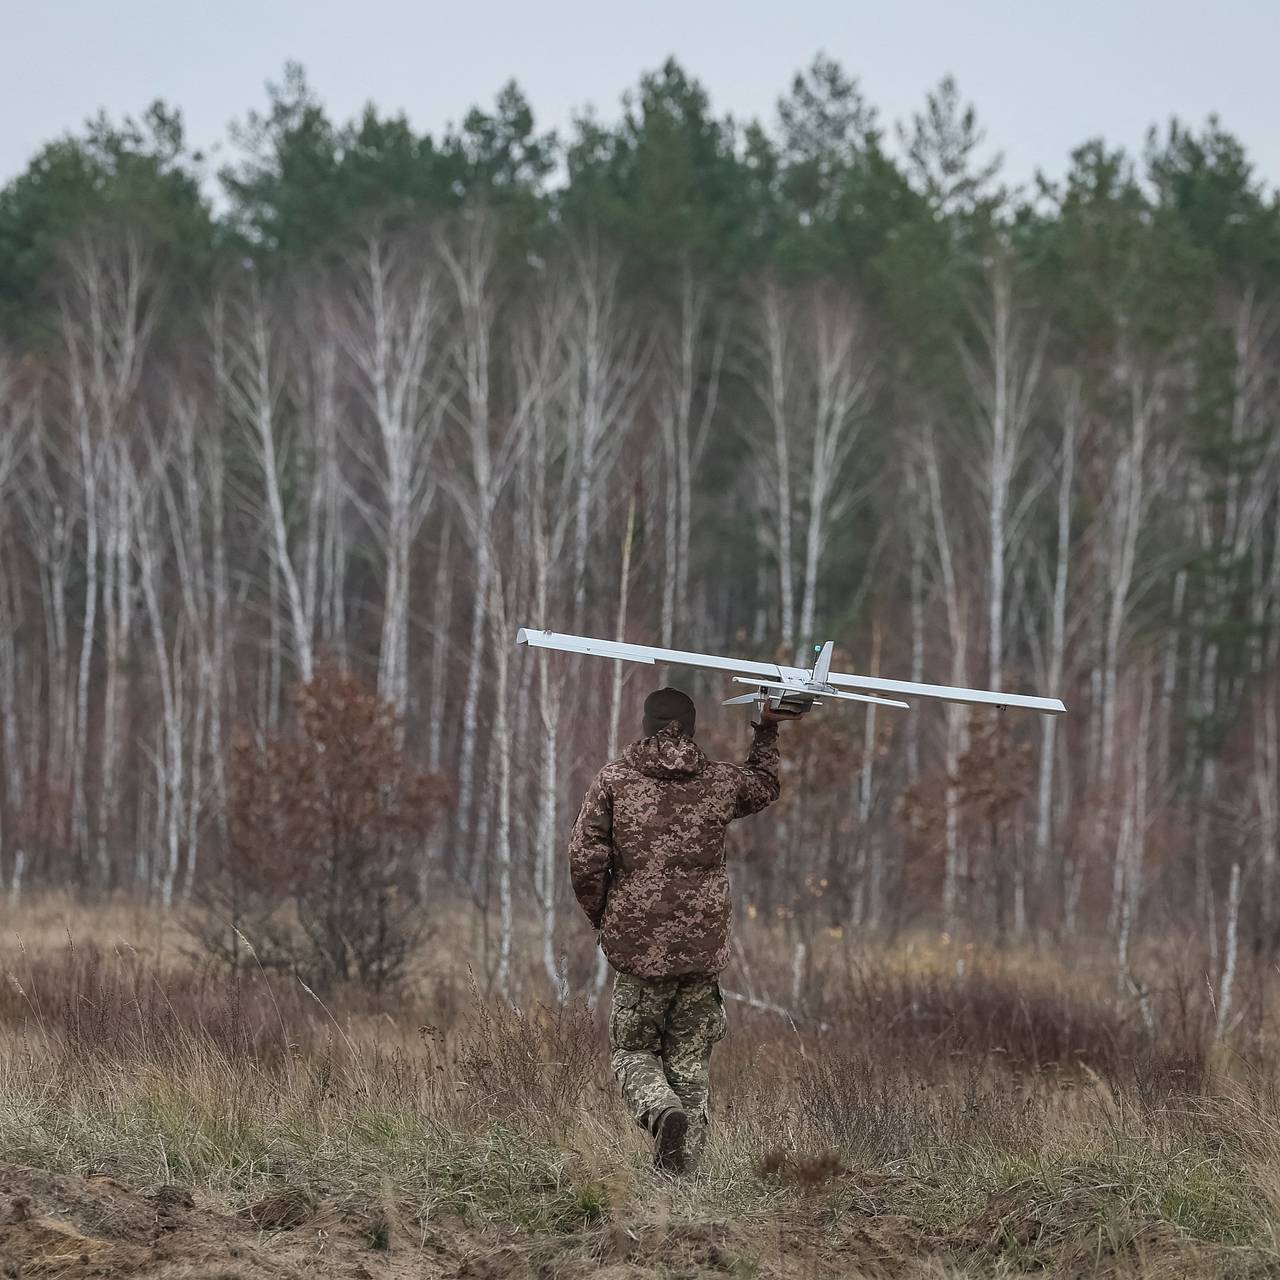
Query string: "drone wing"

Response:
xmin=826 ymin=667 xmax=1065 ymax=715
xmin=515 ymin=628 xmax=802 ymax=682
xmin=515 ymin=628 xmax=1067 ymax=717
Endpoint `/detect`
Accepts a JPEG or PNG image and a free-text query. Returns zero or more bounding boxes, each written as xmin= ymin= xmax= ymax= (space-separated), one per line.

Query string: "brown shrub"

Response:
xmin=194 ymin=664 xmax=449 ymax=993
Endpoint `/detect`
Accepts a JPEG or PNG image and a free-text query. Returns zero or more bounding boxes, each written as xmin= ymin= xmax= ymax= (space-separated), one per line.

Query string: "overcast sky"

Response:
xmin=3 ymin=0 xmax=1278 ymax=200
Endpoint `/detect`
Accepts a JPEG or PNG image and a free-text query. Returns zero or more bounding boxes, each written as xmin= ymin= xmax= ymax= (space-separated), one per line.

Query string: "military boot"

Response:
xmin=652 ymin=1106 xmax=689 ymax=1174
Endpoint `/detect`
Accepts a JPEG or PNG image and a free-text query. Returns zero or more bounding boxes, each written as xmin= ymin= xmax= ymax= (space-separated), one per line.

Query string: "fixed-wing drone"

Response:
xmin=515 ymin=629 xmax=1066 ymax=718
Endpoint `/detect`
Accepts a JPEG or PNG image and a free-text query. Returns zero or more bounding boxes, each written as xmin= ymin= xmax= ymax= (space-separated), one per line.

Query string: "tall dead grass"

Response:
xmin=2 ymin=903 xmax=1280 ymax=1276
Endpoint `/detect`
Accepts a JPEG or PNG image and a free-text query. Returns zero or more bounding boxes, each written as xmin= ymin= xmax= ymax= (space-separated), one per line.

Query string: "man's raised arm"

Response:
xmin=729 ymin=703 xmax=808 ymax=818
xmin=568 ymin=773 xmax=614 ymax=928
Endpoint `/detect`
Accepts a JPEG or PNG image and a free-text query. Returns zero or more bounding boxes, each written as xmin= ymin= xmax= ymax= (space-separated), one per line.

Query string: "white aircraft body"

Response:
xmin=514 ymin=628 xmax=1066 ymax=718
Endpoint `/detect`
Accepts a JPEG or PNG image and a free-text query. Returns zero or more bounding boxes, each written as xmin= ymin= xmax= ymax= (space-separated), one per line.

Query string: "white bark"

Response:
xmin=959 ymin=246 xmax=1046 ymax=692
xmin=342 ymin=233 xmax=445 ymax=722
xmin=924 ymin=428 xmax=969 ymax=933
xmin=517 ymin=281 xmax=575 ymax=995
xmin=596 ymin=494 xmax=638 ymax=998
xmin=127 ymin=450 xmax=186 ymax=909
xmin=437 ymin=218 xmax=500 ymax=849
xmin=654 ymin=264 xmax=720 ymax=645
xmin=854 ymin=626 xmax=881 ymax=925
xmin=1113 ymin=667 xmax=1153 ymax=962
xmin=57 ymin=233 xmax=156 ymax=876
xmin=749 ymin=279 xmax=797 ymax=649
xmin=293 ymin=295 xmax=350 ymax=664
xmin=1216 ymin=861 xmax=1243 ymax=1040
xmin=607 ymin=495 xmax=638 ymax=762
xmin=0 ymin=552 xmax=22 ymax=880
xmin=1256 ymin=684 xmax=1280 ymax=942
xmin=1035 ymin=376 xmax=1078 ymax=877
xmin=18 ymin=427 xmax=75 ymax=825
xmin=567 ymin=238 xmax=648 ymax=631
xmin=905 ymin=461 xmax=926 ymax=784
xmin=427 ymin=522 xmax=453 ymax=774
xmin=1099 ymin=364 xmax=1159 ymax=784
xmin=97 ymin=438 xmax=132 ymax=878
xmin=219 ymin=282 xmax=314 ymax=682
xmin=1156 ymin=552 xmax=1187 ymax=798
xmin=154 ymin=392 xmax=215 ymax=899
xmin=0 ymin=358 xmax=28 ymax=874
xmin=487 ymin=570 xmax=515 ymax=996
xmin=797 ymin=287 xmax=873 ymax=646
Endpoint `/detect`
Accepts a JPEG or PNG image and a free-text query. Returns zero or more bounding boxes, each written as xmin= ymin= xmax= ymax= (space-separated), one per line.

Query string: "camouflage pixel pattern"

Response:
xmin=568 ymin=721 xmax=781 ymax=978
xmin=609 ymin=970 xmax=727 ymax=1151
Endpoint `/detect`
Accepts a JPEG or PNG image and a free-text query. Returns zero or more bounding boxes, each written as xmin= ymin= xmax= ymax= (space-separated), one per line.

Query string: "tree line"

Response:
xmin=1 ymin=56 xmax=1278 ymax=984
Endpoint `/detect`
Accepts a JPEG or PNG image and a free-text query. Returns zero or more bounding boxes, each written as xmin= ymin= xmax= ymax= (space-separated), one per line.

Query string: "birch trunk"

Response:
xmin=221 ymin=284 xmax=314 ymax=682
xmin=906 ymin=461 xmax=926 ymax=784
xmin=343 ymin=233 xmax=443 ymax=725
xmin=438 ymin=219 xmax=499 ymax=852
xmin=924 ymin=430 xmax=969 ymax=932
xmin=959 ymin=249 xmax=1046 ymax=694
xmin=1099 ymin=366 xmax=1155 ymax=783
xmin=597 ymin=494 xmax=638 ymax=998
xmin=752 ymin=280 xmax=796 ymax=649
xmin=129 ymin=459 xmax=185 ymax=910
xmin=797 ymin=288 xmax=871 ymax=646
xmin=488 ymin=572 xmax=514 ymax=996
xmin=568 ymin=240 xmax=647 ymax=632
xmin=1035 ymin=378 xmax=1077 ymax=885
xmin=58 ymin=235 xmax=154 ymax=877
xmin=1256 ymin=685 xmax=1280 ymax=947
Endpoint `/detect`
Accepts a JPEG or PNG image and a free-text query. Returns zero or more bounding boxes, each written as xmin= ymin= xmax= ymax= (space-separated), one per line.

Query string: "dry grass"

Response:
xmin=2 ymin=897 xmax=1280 ymax=1277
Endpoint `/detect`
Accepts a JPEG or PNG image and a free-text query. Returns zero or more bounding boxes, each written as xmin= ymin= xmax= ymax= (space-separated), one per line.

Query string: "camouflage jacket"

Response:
xmin=568 ymin=721 xmax=781 ymax=978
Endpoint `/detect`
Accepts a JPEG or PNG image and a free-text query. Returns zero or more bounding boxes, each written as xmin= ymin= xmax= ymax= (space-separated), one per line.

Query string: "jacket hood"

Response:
xmin=622 ymin=722 xmax=709 ymax=781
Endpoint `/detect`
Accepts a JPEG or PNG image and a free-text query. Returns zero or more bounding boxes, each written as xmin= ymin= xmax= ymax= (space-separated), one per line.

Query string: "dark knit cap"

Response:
xmin=643 ymin=687 xmax=696 ymax=739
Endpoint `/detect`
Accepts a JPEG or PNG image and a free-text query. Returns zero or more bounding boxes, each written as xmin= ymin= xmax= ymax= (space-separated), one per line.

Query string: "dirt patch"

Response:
xmin=2 ymin=1161 xmax=1275 ymax=1280
xmin=0 ymin=1164 xmax=445 ymax=1279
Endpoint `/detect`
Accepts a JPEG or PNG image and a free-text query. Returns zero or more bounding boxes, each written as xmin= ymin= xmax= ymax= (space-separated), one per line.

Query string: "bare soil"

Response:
xmin=0 ymin=1163 xmax=449 ymax=1279
xmin=0 ymin=1160 xmax=953 ymax=1280
xmin=8 ymin=1159 xmax=1269 ymax=1280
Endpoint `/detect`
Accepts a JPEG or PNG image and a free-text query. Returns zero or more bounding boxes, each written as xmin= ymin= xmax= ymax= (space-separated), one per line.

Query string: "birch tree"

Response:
xmin=959 ymin=245 xmax=1046 ymax=691
xmin=486 ymin=566 xmax=516 ymax=995
xmin=437 ymin=215 xmax=526 ymax=854
xmin=126 ymin=431 xmax=191 ymax=907
xmin=296 ymin=287 xmax=350 ymax=663
xmin=515 ymin=275 xmax=575 ymax=991
xmin=566 ymin=237 xmax=649 ymax=630
xmin=341 ymin=230 xmax=447 ymax=722
xmin=0 ymin=353 xmax=28 ymax=884
xmin=922 ymin=426 xmax=972 ymax=931
xmin=56 ymin=232 xmax=157 ymax=875
xmin=652 ymin=264 xmax=723 ymax=645
xmin=747 ymin=278 xmax=798 ymax=650
xmin=15 ymin=402 xmax=77 ymax=864
xmin=796 ymin=284 xmax=873 ymax=646
xmin=1033 ymin=375 xmax=1079 ymax=887
xmin=1097 ymin=362 xmax=1164 ymax=785
xmin=217 ymin=280 xmax=315 ymax=685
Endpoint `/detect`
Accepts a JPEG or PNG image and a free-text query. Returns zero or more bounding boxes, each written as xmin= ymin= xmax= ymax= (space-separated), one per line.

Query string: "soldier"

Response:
xmin=568 ymin=686 xmax=805 ymax=1173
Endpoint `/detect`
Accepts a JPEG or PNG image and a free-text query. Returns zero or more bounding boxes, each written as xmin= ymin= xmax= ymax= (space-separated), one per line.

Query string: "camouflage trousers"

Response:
xmin=608 ymin=971 xmax=728 ymax=1153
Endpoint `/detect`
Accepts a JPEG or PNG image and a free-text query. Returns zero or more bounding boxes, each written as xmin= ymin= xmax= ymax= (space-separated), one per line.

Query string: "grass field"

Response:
xmin=3 ymin=895 xmax=1280 ymax=1277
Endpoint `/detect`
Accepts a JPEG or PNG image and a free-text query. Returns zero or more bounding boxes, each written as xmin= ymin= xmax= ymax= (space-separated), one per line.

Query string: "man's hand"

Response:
xmin=761 ymin=702 xmax=810 ymax=724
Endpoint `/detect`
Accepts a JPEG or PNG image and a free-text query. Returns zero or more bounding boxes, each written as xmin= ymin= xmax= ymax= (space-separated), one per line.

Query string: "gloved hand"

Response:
xmin=760 ymin=703 xmax=809 ymax=724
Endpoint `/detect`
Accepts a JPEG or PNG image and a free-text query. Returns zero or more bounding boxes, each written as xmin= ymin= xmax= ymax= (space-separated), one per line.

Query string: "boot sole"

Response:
xmin=654 ymin=1109 xmax=689 ymax=1174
